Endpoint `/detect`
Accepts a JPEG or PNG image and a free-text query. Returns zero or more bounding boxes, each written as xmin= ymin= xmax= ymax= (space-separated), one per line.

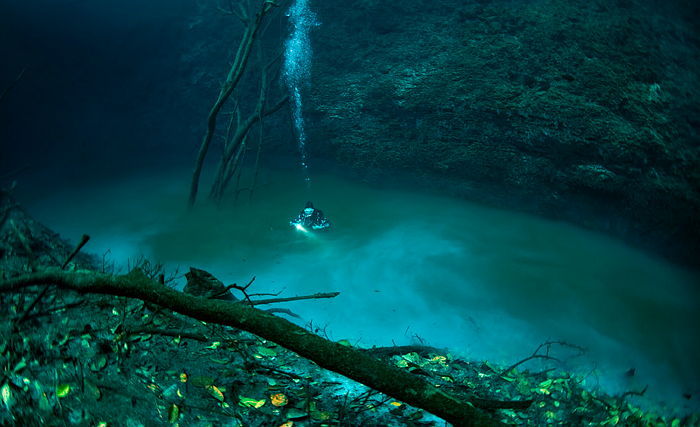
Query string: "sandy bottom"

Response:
xmin=21 ymin=166 xmax=700 ymax=415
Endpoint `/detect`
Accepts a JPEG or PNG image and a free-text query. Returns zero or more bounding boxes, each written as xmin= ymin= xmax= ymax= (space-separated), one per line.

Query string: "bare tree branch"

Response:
xmin=188 ymin=0 xmax=285 ymax=207
xmin=501 ymin=340 xmax=586 ymax=375
xmin=248 ymin=292 xmax=340 ymax=306
xmin=0 ymin=268 xmax=511 ymax=425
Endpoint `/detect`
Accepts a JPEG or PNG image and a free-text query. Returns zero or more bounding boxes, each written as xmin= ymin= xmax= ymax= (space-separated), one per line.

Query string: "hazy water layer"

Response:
xmin=24 ymin=167 xmax=700 ymax=414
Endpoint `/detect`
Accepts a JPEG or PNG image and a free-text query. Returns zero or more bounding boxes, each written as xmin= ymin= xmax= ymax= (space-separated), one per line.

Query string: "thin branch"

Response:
xmin=249 ymin=292 xmax=340 ymax=306
xmin=620 ymin=385 xmax=648 ymax=399
xmin=264 ymin=307 xmax=301 ymax=318
xmin=124 ymin=327 xmax=210 ymax=343
xmin=22 ymin=300 xmax=86 ymax=321
xmin=9 ymin=219 xmax=34 ymax=262
xmin=502 ymin=354 xmax=560 ymax=375
xmin=188 ymin=0 xmax=277 ymax=207
xmin=62 ymin=234 xmax=90 ymax=269
xmin=248 ymin=290 xmax=283 ymax=297
xmin=500 ymin=340 xmax=585 ymax=375
xmin=207 ymin=283 xmax=239 ymax=299
xmin=15 ymin=233 xmax=91 ymax=325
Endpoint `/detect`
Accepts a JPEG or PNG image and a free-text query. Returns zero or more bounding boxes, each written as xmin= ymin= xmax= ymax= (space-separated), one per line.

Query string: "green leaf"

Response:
xmin=90 ymin=355 xmax=107 ymax=372
xmin=168 ymin=404 xmax=180 ymax=423
xmin=1 ymin=383 xmax=13 ymax=407
xmin=539 ymin=379 xmax=553 ymax=388
xmin=12 ymin=359 xmax=27 ymax=374
xmin=207 ymin=385 xmax=225 ymax=402
xmin=286 ymin=408 xmax=308 ymax=419
xmin=56 ymin=384 xmax=71 ymax=398
xmin=256 ymin=346 xmax=277 ymax=357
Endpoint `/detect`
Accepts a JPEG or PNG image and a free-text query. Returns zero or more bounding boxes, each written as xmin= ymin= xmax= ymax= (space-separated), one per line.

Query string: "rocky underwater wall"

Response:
xmin=302 ymin=0 xmax=700 ymax=268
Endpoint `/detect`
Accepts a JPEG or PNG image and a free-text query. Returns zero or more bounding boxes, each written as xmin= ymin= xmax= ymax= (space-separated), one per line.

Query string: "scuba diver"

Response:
xmin=290 ymin=201 xmax=331 ymax=230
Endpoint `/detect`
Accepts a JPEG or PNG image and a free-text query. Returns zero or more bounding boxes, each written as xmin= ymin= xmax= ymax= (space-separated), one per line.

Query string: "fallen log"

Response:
xmin=0 ymin=267 xmax=509 ymax=426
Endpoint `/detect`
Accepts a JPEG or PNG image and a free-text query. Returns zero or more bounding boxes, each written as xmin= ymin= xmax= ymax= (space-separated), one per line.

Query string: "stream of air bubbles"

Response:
xmin=283 ymin=0 xmax=318 ymax=186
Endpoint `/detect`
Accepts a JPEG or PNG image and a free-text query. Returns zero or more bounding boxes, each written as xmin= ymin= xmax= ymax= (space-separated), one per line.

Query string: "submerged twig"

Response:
xmin=620 ymin=385 xmax=648 ymax=399
xmin=62 ymin=234 xmax=90 ymax=269
xmin=249 ymin=292 xmax=340 ymax=306
xmin=124 ymin=327 xmax=210 ymax=343
xmin=24 ymin=300 xmax=86 ymax=321
xmin=15 ymin=234 xmax=90 ymax=325
xmin=501 ymin=340 xmax=586 ymax=375
xmin=10 ymin=219 xmax=34 ymax=261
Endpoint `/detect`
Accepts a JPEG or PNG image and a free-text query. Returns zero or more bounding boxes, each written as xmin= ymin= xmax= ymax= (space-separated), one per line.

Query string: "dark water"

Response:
xmin=23 ymin=166 xmax=700 ymax=414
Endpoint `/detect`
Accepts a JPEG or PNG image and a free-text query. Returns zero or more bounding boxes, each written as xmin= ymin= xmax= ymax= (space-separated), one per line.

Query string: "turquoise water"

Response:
xmin=25 ymin=167 xmax=700 ymax=414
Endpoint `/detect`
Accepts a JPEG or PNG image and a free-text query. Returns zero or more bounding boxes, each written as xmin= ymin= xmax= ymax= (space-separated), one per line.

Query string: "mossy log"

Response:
xmin=0 ymin=268 xmax=504 ymax=426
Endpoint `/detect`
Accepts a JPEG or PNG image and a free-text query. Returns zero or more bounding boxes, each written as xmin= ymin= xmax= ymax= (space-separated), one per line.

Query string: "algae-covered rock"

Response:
xmin=306 ymin=0 xmax=700 ymax=267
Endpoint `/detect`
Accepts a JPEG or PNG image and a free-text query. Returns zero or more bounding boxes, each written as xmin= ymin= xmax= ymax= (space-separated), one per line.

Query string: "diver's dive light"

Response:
xmin=294 ymin=223 xmax=308 ymax=233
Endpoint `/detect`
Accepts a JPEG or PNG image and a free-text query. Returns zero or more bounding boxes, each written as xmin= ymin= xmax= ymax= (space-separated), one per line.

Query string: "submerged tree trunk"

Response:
xmin=188 ymin=1 xmax=282 ymax=208
xmin=0 ymin=268 xmax=511 ymax=426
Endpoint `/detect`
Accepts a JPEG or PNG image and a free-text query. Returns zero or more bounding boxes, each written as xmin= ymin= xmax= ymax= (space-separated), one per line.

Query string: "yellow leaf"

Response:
xmin=179 ymin=372 xmax=188 ymax=383
xmin=270 ymin=393 xmax=288 ymax=407
xmin=238 ymin=396 xmax=265 ymax=408
xmin=56 ymin=384 xmax=71 ymax=398
xmin=207 ymin=385 xmax=225 ymax=402
xmin=278 ymin=422 xmax=294 ymax=427
xmin=390 ymin=401 xmax=402 ymax=407
xmin=430 ymin=355 xmax=447 ymax=364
